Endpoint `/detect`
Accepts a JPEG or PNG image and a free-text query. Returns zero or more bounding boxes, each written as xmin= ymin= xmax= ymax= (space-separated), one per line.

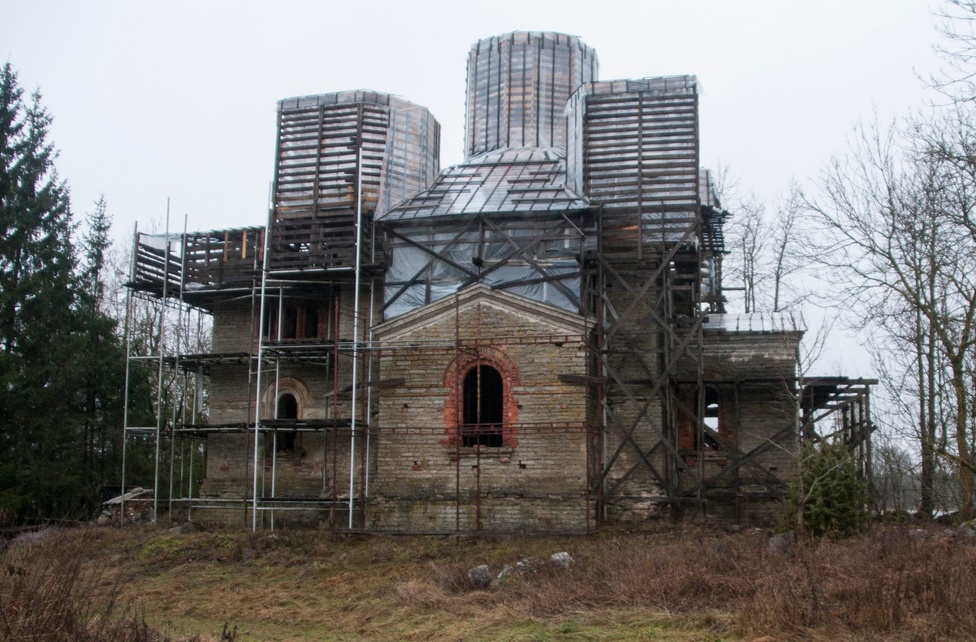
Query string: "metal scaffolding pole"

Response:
xmin=270 ymin=286 xmax=283 ymax=530
xmin=152 ymin=201 xmax=171 ymax=524
xmin=252 ymin=208 xmax=272 ymax=531
xmin=348 ymin=144 xmax=364 ymax=530
xmin=120 ymin=222 xmax=138 ymax=525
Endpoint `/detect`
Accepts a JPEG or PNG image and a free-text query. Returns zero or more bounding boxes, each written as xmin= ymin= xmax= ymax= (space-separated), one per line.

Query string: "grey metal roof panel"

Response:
xmin=377 ymin=147 xmax=590 ymax=222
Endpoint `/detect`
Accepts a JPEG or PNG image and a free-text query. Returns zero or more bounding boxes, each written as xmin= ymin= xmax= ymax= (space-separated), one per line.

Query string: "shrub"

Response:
xmin=0 ymin=528 xmax=190 ymax=641
xmin=781 ymin=440 xmax=867 ymax=537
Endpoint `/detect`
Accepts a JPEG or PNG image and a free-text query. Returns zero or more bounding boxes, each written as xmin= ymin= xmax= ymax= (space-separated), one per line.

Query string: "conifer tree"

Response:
xmin=0 ymin=64 xmax=134 ymax=521
xmin=77 ymin=196 xmax=130 ymax=505
xmin=0 ymin=63 xmax=80 ymax=519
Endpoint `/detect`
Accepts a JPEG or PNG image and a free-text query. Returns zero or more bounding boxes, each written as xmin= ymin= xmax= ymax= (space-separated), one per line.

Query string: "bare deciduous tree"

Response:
xmin=806 ymin=115 xmax=976 ymax=517
xmin=721 ymin=179 xmax=810 ymax=315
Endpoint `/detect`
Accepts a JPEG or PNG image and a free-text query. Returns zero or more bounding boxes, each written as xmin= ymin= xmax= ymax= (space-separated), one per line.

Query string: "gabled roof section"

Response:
xmin=373 ymin=283 xmax=591 ymax=341
xmin=376 ymin=146 xmax=589 ymax=222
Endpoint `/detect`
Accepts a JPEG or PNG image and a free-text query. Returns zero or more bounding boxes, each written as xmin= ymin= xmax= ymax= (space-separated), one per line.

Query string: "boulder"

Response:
xmin=492 ymin=564 xmax=514 ymax=587
xmin=468 ymin=564 xmax=493 ymax=589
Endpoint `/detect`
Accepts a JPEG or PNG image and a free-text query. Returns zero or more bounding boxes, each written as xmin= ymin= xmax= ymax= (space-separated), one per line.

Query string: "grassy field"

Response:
xmin=2 ymin=522 xmax=976 ymax=641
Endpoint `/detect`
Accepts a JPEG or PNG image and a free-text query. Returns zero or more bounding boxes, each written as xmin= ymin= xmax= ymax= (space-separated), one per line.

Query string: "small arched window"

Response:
xmin=462 ymin=365 xmax=503 ymax=447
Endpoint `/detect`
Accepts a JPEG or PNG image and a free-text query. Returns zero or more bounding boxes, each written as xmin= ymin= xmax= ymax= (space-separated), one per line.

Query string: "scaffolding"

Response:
xmin=122 ymin=223 xmax=367 ymax=528
xmin=120 ymin=197 xmax=876 ymax=530
xmin=120 ymin=89 xmax=439 ymax=529
xmin=119 ymin=32 xmax=875 ymax=532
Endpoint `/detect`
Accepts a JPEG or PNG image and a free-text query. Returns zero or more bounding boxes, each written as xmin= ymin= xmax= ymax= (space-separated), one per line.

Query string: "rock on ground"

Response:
xmin=468 ymin=564 xmax=493 ymax=589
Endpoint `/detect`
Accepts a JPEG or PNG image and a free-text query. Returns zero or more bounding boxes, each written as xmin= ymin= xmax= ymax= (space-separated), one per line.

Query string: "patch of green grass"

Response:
xmin=135 ymin=531 xmax=245 ymax=569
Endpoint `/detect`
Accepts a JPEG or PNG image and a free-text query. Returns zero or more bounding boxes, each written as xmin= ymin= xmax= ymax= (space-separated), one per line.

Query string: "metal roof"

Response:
xmin=376 ymin=146 xmax=589 ymax=222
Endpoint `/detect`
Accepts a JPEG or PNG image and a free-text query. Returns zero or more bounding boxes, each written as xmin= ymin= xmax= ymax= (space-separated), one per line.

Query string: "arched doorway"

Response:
xmin=276 ymin=392 xmax=298 ymax=452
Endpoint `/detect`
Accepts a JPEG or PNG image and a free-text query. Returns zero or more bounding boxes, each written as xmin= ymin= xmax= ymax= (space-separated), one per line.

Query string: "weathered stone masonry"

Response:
xmin=370 ymin=286 xmax=591 ymax=532
xmin=123 ymin=30 xmax=874 ymax=532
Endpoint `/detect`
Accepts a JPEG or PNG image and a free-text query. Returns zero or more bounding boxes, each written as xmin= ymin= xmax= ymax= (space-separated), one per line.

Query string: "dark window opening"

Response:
xmin=276 ymin=393 xmax=298 ymax=452
xmin=304 ymin=306 xmax=319 ymax=338
xmin=679 ymin=384 xmax=725 ymax=452
xmin=264 ymin=302 xmax=324 ymax=341
xmin=282 ymin=306 xmax=299 ymax=339
xmin=462 ymin=365 xmax=503 ymax=447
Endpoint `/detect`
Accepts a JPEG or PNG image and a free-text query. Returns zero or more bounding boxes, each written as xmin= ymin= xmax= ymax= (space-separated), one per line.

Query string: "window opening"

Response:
xmin=701 ymin=386 xmax=720 ymax=450
xmin=304 ymin=306 xmax=319 ymax=338
xmin=264 ymin=302 xmax=324 ymax=341
xmin=276 ymin=392 xmax=298 ymax=452
xmin=462 ymin=365 xmax=503 ymax=447
xmin=679 ymin=385 xmax=722 ymax=452
xmin=282 ymin=306 xmax=299 ymax=340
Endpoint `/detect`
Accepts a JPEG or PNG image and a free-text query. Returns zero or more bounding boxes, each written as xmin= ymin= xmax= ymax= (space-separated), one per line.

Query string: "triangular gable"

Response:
xmin=373 ymin=284 xmax=591 ymax=341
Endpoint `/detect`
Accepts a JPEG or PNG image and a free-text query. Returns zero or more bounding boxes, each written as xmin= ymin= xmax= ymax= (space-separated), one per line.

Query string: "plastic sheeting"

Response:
xmin=137 ymin=232 xmax=181 ymax=253
xmin=383 ymin=226 xmax=583 ymax=319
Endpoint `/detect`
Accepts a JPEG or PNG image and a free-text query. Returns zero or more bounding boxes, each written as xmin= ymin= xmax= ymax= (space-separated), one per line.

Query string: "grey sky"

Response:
xmin=0 ymin=0 xmax=949 ymax=373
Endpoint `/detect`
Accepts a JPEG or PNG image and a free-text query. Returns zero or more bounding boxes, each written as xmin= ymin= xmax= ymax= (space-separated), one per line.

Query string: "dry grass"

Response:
xmin=4 ymin=524 xmax=976 ymax=641
xmin=0 ymin=527 xmax=221 ymax=641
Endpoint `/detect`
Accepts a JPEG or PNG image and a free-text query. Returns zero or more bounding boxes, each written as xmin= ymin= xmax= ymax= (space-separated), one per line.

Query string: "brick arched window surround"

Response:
xmin=260 ymin=377 xmax=310 ymax=420
xmin=260 ymin=377 xmax=309 ymax=453
xmin=442 ymin=349 xmax=520 ymax=448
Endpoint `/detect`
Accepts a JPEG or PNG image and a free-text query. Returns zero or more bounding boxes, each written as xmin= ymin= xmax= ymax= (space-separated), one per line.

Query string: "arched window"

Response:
xmin=276 ymin=392 xmax=298 ymax=452
xmin=462 ymin=365 xmax=503 ymax=447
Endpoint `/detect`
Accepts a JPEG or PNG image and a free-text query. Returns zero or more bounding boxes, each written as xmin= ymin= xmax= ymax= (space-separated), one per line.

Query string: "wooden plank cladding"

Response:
xmin=129 ymin=228 xmax=264 ymax=300
xmin=465 ymin=31 xmax=598 ymax=158
xmin=580 ymin=77 xmax=699 ymax=212
xmin=566 ymin=76 xmax=701 ymax=249
xmin=129 ymin=234 xmax=182 ymax=296
xmin=182 ymin=227 xmax=264 ymax=289
xmin=271 ymin=90 xmax=439 ymax=272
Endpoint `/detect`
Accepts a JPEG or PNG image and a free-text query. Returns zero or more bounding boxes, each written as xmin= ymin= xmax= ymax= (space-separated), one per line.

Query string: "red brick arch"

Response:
xmin=441 ymin=347 xmax=520 ymax=448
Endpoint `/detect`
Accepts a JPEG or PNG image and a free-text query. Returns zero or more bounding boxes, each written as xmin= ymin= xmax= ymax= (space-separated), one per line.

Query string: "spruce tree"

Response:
xmin=0 ymin=63 xmax=114 ymax=521
xmin=77 ymin=196 xmax=130 ymax=506
xmin=783 ymin=440 xmax=867 ymax=538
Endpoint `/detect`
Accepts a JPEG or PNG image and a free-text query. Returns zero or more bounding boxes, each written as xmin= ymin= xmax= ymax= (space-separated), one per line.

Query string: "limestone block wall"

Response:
xmin=211 ymin=302 xmax=253 ymax=353
xmin=688 ymin=329 xmax=801 ymax=521
xmin=369 ymin=288 xmax=591 ymax=532
xmin=198 ymin=287 xmax=375 ymax=516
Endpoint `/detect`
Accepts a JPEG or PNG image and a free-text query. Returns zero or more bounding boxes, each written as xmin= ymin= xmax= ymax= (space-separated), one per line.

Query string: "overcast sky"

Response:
xmin=0 ymin=0 xmax=953 ymax=373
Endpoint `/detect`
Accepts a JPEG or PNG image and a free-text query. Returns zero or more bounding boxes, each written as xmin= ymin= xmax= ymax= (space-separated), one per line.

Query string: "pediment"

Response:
xmin=373 ymin=284 xmax=591 ymax=341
